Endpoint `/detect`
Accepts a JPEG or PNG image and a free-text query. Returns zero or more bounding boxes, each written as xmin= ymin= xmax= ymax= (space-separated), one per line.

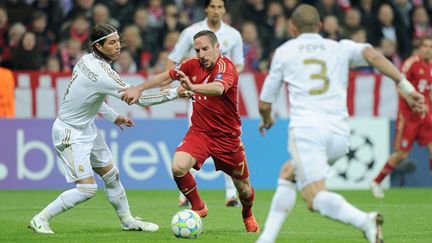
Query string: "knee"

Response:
xmin=172 ymin=161 xmax=189 ymax=177
xmin=279 ymin=161 xmax=295 ymax=181
xmin=76 ymin=183 xmax=98 ymax=200
xmin=237 ymin=182 xmax=252 ymax=198
xmin=101 ymin=166 xmax=120 ymax=187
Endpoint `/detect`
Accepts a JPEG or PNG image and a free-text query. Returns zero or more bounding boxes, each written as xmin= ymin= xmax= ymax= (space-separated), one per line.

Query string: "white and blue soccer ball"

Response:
xmin=171 ymin=209 xmax=203 ymax=239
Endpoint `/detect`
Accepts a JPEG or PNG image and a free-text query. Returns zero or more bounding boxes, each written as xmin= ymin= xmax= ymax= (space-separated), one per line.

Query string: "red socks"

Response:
xmin=174 ymin=172 xmax=204 ymax=210
xmin=240 ymin=188 xmax=255 ymax=219
xmin=374 ymin=161 xmax=395 ymax=184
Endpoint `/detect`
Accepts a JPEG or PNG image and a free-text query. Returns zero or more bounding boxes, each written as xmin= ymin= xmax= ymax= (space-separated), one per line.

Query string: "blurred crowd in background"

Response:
xmin=0 ymin=0 xmax=431 ymax=75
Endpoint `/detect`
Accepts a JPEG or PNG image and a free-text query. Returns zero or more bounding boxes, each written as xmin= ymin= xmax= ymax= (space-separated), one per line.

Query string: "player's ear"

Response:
xmin=95 ymin=43 xmax=102 ymax=52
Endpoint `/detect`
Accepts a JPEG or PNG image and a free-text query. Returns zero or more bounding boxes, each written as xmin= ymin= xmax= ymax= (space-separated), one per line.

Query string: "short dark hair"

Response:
xmin=291 ymin=4 xmax=320 ymax=33
xmin=204 ymin=0 xmax=227 ymax=9
xmin=193 ymin=30 xmax=218 ymax=46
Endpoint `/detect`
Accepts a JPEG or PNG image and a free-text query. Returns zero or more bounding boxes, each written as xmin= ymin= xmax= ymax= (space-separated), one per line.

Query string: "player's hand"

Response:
xmin=119 ymin=86 xmax=141 ymax=105
xmin=114 ymin=115 xmax=135 ymax=131
xmin=176 ymin=86 xmax=195 ymax=99
xmin=177 ymin=70 xmax=195 ymax=91
xmin=259 ymin=118 xmax=274 ymax=137
xmin=407 ymin=91 xmax=426 ymax=116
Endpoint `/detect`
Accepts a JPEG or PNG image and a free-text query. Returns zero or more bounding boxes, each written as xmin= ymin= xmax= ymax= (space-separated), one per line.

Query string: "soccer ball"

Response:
xmin=170 ymin=209 xmax=203 ymax=238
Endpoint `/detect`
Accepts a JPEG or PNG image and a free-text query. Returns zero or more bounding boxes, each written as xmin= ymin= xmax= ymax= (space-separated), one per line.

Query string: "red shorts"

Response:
xmin=394 ymin=112 xmax=432 ymax=151
xmin=176 ymin=130 xmax=249 ymax=179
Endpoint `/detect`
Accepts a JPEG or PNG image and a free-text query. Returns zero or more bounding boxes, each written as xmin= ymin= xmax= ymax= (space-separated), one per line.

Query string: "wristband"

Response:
xmin=398 ymin=78 xmax=415 ymax=96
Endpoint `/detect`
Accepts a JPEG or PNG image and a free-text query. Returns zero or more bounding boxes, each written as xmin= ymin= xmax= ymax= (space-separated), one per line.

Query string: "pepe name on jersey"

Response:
xmin=299 ymin=43 xmax=326 ymax=53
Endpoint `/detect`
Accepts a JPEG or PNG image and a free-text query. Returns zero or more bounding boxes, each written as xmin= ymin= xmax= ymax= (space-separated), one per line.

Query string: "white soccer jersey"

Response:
xmin=168 ymin=18 xmax=244 ymax=66
xmin=57 ymin=53 xmax=177 ymax=133
xmin=260 ymin=33 xmax=371 ymax=135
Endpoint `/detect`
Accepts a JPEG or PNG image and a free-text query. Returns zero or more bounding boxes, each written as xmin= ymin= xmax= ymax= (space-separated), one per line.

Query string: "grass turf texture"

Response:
xmin=0 ymin=189 xmax=431 ymax=242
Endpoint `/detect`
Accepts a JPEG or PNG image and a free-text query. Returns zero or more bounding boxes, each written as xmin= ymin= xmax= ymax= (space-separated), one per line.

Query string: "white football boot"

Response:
xmin=28 ymin=214 xmax=54 ymax=234
xmin=121 ymin=217 xmax=159 ymax=232
xmin=363 ymin=212 xmax=383 ymax=243
xmin=370 ymin=182 xmax=385 ymax=199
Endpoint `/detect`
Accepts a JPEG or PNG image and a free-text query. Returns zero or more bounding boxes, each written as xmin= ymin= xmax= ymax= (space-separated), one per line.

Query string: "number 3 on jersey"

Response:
xmin=303 ymin=59 xmax=329 ymax=95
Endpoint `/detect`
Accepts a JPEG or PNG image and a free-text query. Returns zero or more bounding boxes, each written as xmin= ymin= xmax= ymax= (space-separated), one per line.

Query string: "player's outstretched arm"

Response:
xmin=258 ymin=101 xmax=274 ymax=136
xmin=177 ymin=70 xmax=225 ymax=96
xmin=135 ymin=87 xmax=193 ymax=107
xmin=362 ymin=47 xmax=425 ymax=113
xmin=120 ymin=71 xmax=174 ymax=105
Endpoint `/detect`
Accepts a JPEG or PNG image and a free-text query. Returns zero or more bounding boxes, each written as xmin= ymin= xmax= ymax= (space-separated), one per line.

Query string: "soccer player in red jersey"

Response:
xmin=121 ymin=30 xmax=259 ymax=233
xmin=371 ymin=36 xmax=432 ymax=198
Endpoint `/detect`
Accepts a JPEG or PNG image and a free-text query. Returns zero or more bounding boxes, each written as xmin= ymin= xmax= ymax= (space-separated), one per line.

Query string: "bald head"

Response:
xmin=291 ymin=4 xmax=320 ymax=33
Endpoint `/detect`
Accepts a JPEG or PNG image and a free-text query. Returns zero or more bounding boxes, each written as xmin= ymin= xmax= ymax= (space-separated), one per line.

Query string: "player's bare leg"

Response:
xmin=29 ymin=176 xmax=98 ymax=234
xmin=94 ymin=164 xmax=159 ymax=232
xmin=232 ymin=176 xmax=259 ymax=233
xmin=172 ymin=151 xmax=207 ymax=217
xmin=257 ymin=161 xmax=296 ymax=243
xmin=371 ymin=150 xmax=408 ymax=198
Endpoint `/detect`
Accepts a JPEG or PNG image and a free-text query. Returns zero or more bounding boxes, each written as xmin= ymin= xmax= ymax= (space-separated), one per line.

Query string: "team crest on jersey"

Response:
xmin=215 ymin=73 xmax=223 ymax=80
xmin=78 ymin=165 xmax=84 ymax=173
xmin=192 ymin=76 xmax=196 ymax=82
xmin=419 ymin=69 xmax=424 ymax=75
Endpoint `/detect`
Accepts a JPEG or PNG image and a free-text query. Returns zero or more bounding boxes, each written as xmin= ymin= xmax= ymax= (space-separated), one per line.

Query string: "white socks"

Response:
xmin=39 ymin=183 xmax=97 ymax=220
xmin=312 ymin=191 xmax=368 ymax=230
xmin=258 ymin=179 xmax=297 ymax=243
xmin=102 ymin=167 xmax=133 ymax=223
xmin=223 ymin=173 xmax=238 ymax=199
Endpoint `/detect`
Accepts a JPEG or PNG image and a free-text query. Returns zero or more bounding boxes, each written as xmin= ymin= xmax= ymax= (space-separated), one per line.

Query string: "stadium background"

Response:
xmin=0 ymin=0 xmax=431 ymax=189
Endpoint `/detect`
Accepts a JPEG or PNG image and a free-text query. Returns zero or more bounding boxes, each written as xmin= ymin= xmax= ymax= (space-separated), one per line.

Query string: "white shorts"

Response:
xmin=52 ymin=119 xmax=113 ymax=183
xmin=289 ymin=127 xmax=349 ymax=190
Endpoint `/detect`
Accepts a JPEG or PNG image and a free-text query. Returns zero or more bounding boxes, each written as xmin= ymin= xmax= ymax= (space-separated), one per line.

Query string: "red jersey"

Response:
xmin=400 ymin=55 xmax=432 ymax=119
xmin=175 ymin=55 xmax=241 ymax=137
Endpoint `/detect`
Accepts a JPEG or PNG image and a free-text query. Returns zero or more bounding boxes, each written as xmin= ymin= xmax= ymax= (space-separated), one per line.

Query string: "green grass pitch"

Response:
xmin=0 ymin=189 xmax=431 ymax=242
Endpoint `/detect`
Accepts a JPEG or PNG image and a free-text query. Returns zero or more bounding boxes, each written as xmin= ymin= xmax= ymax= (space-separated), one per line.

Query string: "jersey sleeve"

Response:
xmin=339 ymin=39 xmax=372 ymax=67
xmin=168 ymin=28 xmax=193 ymax=64
xmin=99 ymin=102 xmax=119 ymax=122
xmin=260 ymin=48 xmax=284 ymax=103
xmin=214 ymin=65 xmax=235 ymax=92
xmin=96 ymin=63 xmax=178 ymax=107
xmin=230 ymin=30 xmax=245 ymax=66
xmin=95 ymin=63 xmax=132 ymax=99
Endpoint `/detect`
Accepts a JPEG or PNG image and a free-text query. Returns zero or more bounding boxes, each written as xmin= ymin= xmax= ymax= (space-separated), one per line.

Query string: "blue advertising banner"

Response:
xmin=0 ymin=119 xmax=290 ymax=189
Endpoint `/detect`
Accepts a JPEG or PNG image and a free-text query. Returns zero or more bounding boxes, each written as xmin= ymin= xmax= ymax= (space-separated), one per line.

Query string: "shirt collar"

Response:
xmin=297 ymin=33 xmax=323 ymax=39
